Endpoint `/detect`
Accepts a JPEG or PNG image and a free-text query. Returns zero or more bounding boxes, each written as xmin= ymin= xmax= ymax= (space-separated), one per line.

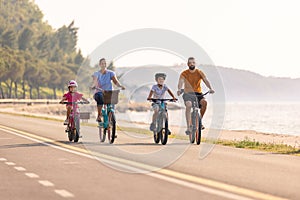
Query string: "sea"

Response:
xmin=117 ymin=102 xmax=300 ymax=136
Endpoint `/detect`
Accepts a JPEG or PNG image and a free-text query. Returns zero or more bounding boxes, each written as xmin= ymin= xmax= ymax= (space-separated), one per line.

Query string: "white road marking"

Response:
xmin=54 ymin=190 xmax=74 ymax=198
xmin=25 ymin=173 xmax=39 ymax=178
xmin=14 ymin=166 xmax=26 ymax=171
xmin=38 ymin=180 xmax=54 ymax=187
xmin=5 ymin=162 xmax=16 ymax=166
xmin=0 ymin=158 xmax=7 ymax=161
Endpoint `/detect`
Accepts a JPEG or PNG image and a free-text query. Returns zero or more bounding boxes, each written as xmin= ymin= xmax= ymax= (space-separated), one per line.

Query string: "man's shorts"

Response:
xmin=182 ymin=92 xmax=204 ymax=108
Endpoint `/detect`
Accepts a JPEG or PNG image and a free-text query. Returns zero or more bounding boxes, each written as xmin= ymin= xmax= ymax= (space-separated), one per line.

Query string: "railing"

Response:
xmin=0 ymin=99 xmax=59 ymax=105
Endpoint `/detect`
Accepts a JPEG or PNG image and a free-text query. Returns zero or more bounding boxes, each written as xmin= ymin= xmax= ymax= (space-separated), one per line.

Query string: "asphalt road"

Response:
xmin=0 ymin=113 xmax=299 ymax=200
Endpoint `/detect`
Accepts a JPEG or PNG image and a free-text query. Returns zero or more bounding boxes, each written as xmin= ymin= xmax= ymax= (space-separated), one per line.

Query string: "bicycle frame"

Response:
xmin=99 ymin=104 xmax=114 ymax=129
xmin=61 ymin=101 xmax=88 ymax=142
xmin=149 ymin=98 xmax=176 ymax=145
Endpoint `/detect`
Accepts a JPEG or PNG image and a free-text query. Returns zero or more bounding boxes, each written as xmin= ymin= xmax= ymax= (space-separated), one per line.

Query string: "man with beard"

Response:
xmin=177 ymin=57 xmax=215 ymax=135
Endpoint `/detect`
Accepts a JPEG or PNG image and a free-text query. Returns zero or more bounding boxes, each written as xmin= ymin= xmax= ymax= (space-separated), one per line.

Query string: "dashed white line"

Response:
xmin=14 ymin=166 xmax=26 ymax=171
xmin=54 ymin=190 xmax=74 ymax=198
xmin=0 ymin=158 xmax=7 ymax=161
xmin=38 ymin=180 xmax=54 ymax=187
xmin=25 ymin=173 xmax=39 ymax=178
xmin=5 ymin=162 xmax=16 ymax=166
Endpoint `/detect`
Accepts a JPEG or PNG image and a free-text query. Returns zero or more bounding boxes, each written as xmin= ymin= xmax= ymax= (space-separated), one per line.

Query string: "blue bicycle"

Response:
xmin=148 ymin=98 xmax=177 ymax=145
xmin=93 ymin=87 xmax=120 ymax=144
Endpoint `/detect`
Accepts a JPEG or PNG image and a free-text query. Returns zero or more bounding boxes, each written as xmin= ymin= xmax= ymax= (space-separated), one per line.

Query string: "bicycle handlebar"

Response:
xmin=179 ymin=89 xmax=210 ymax=97
xmin=60 ymin=101 xmax=89 ymax=105
xmin=91 ymin=86 xmax=124 ymax=92
xmin=148 ymin=98 xmax=178 ymax=102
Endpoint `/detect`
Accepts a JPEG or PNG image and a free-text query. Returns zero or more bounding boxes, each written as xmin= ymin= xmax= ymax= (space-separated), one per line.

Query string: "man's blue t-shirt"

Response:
xmin=93 ymin=70 xmax=115 ymax=91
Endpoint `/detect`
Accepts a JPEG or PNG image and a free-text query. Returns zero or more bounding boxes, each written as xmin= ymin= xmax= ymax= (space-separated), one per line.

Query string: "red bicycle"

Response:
xmin=61 ymin=101 xmax=89 ymax=142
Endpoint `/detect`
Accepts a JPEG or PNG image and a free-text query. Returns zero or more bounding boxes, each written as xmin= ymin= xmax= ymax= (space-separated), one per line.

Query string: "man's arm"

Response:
xmin=203 ymin=77 xmax=215 ymax=94
xmin=112 ymin=76 xmax=125 ymax=90
xmin=177 ymin=76 xmax=184 ymax=96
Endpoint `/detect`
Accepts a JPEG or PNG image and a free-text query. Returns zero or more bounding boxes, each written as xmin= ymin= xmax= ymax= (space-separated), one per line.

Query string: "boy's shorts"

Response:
xmin=151 ymin=103 xmax=160 ymax=110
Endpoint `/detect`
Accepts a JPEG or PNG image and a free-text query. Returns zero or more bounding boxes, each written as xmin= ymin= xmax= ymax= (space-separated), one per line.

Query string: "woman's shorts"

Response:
xmin=94 ymin=92 xmax=104 ymax=106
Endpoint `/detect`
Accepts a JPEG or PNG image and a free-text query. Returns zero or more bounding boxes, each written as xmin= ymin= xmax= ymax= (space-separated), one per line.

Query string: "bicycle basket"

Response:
xmin=103 ymin=90 xmax=120 ymax=104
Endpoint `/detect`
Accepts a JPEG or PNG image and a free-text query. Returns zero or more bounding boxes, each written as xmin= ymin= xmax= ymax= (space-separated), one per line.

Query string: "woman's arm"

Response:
xmin=112 ymin=76 xmax=125 ymax=90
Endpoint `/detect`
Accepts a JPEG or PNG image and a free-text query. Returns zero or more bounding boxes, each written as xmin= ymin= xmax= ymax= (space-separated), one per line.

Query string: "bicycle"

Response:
xmin=61 ymin=101 xmax=89 ymax=142
xmin=92 ymin=87 xmax=121 ymax=144
xmin=148 ymin=98 xmax=177 ymax=145
xmin=179 ymin=90 xmax=209 ymax=145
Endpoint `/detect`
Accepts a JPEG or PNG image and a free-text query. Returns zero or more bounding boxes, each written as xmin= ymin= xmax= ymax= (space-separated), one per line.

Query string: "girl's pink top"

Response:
xmin=63 ymin=92 xmax=83 ymax=108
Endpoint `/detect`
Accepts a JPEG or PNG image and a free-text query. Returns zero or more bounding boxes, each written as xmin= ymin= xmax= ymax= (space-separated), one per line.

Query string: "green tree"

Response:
xmin=18 ymin=27 xmax=33 ymax=50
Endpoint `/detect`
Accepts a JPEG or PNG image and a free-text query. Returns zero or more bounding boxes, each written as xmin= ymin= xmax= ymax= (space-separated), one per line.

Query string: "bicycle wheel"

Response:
xmin=106 ymin=111 xmax=116 ymax=144
xmin=195 ymin=112 xmax=202 ymax=145
xmin=98 ymin=119 xmax=106 ymax=142
xmin=189 ymin=112 xmax=196 ymax=144
xmin=160 ymin=113 xmax=168 ymax=145
xmin=153 ymin=116 xmax=160 ymax=144
xmin=67 ymin=119 xmax=73 ymax=142
xmin=74 ymin=117 xmax=80 ymax=143
xmin=67 ymin=128 xmax=73 ymax=142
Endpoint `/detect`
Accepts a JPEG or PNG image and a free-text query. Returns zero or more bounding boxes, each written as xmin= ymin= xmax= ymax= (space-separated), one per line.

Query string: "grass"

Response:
xmin=209 ymin=136 xmax=300 ymax=155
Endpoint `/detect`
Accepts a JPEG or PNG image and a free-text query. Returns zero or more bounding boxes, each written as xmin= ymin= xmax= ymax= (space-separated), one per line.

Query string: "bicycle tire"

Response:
xmin=195 ymin=112 xmax=202 ymax=145
xmin=68 ymin=119 xmax=73 ymax=142
xmin=98 ymin=121 xmax=106 ymax=142
xmin=74 ymin=117 xmax=80 ymax=142
xmin=160 ymin=113 xmax=168 ymax=145
xmin=68 ymin=129 xmax=73 ymax=141
xmin=189 ymin=112 xmax=196 ymax=143
xmin=107 ymin=111 xmax=116 ymax=144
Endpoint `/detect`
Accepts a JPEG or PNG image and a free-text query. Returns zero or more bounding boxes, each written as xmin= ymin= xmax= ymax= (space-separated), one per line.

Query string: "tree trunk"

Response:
xmin=8 ymin=80 xmax=13 ymax=98
xmin=53 ymin=88 xmax=57 ymax=99
xmin=14 ymin=81 xmax=18 ymax=99
xmin=22 ymin=81 xmax=26 ymax=99
xmin=29 ymin=85 xmax=33 ymax=99
xmin=0 ymin=82 xmax=4 ymax=99
xmin=37 ymin=87 xmax=40 ymax=99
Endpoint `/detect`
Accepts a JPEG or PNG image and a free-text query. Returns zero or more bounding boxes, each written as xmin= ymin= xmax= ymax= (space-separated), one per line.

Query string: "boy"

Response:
xmin=60 ymin=80 xmax=89 ymax=125
xmin=147 ymin=73 xmax=177 ymax=131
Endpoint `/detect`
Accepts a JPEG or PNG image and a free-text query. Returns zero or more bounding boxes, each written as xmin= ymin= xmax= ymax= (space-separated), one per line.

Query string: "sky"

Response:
xmin=34 ymin=0 xmax=300 ymax=78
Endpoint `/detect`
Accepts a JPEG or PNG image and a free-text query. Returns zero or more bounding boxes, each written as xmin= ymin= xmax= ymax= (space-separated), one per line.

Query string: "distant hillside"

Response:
xmin=203 ymin=65 xmax=300 ymax=101
xmin=115 ymin=65 xmax=300 ymax=102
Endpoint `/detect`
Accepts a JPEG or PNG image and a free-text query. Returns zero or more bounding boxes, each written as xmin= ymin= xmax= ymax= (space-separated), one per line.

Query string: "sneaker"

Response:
xmin=185 ymin=130 xmax=190 ymax=135
xmin=201 ymin=125 xmax=205 ymax=130
xmin=150 ymin=123 xmax=155 ymax=131
xmin=168 ymin=129 xmax=171 ymax=135
xmin=185 ymin=125 xmax=192 ymax=135
xmin=63 ymin=119 xmax=68 ymax=125
xmin=96 ymin=115 xmax=102 ymax=122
